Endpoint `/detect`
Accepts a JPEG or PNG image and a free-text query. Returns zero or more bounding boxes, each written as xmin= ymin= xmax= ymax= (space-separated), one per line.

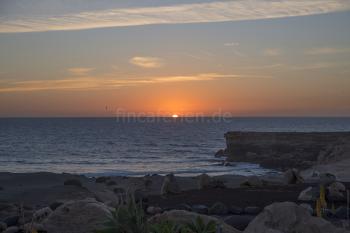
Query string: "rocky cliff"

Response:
xmin=224 ymin=132 xmax=350 ymax=170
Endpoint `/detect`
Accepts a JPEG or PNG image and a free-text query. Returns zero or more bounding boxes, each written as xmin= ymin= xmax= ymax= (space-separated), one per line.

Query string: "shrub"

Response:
xmin=149 ymin=220 xmax=182 ymax=233
xmin=96 ymin=195 xmax=147 ymax=233
xmin=183 ymin=216 xmax=216 ymax=233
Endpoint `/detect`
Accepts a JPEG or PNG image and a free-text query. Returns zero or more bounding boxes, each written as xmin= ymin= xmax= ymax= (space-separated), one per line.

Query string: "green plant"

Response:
xmin=96 ymin=195 xmax=147 ymax=233
xmin=183 ymin=216 xmax=216 ymax=233
xmin=149 ymin=220 xmax=182 ymax=233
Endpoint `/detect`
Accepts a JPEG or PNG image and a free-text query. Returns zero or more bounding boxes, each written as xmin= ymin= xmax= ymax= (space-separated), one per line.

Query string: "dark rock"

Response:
xmin=176 ymin=204 xmax=192 ymax=211
xmin=224 ymin=215 xmax=255 ymax=231
xmin=160 ymin=173 xmax=180 ymax=195
xmin=146 ymin=206 xmax=162 ymax=215
xmin=334 ymin=206 xmax=350 ymax=219
xmin=244 ymin=206 xmax=261 ymax=215
xmin=319 ymin=173 xmax=336 ymax=186
xmin=95 ymin=176 xmax=110 ymax=183
xmin=192 ymin=205 xmax=208 ymax=214
xmin=284 ymin=168 xmax=304 ymax=184
xmin=33 ymin=207 xmax=52 ymax=222
xmin=113 ymin=187 xmax=125 ymax=194
xmin=3 ymin=215 xmax=19 ymax=227
xmin=144 ymin=179 xmax=153 ymax=187
xmin=106 ymin=180 xmax=117 ymax=186
xmin=215 ymin=149 xmax=225 ymax=157
xmin=63 ymin=179 xmax=82 ymax=187
xmin=240 ymin=176 xmax=264 ymax=187
xmin=327 ymin=182 xmax=346 ymax=201
xmin=229 ymin=206 xmax=243 ymax=215
xmin=134 ymin=190 xmax=148 ymax=203
xmin=208 ymin=202 xmax=228 ymax=215
xmin=209 ymin=179 xmax=226 ymax=189
xmin=198 ymin=173 xmax=211 ymax=189
xmin=3 ymin=226 xmax=19 ymax=233
xmin=49 ymin=201 xmax=64 ymax=211
xmin=0 ymin=222 xmax=7 ymax=231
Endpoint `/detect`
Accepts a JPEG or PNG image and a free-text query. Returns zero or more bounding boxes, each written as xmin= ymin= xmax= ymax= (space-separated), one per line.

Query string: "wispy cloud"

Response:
xmin=68 ymin=67 xmax=94 ymax=76
xmin=263 ymin=48 xmax=282 ymax=56
xmin=1 ymin=0 xmax=350 ymax=33
xmin=0 ymin=73 xmax=255 ymax=93
xmin=305 ymin=47 xmax=350 ymax=55
xmin=129 ymin=56 xmax=163 ymax=68
xmin=224 ymin=42 xmax=239 ymax=47
xmin=289 ymin=62 xmax=342 ymax=70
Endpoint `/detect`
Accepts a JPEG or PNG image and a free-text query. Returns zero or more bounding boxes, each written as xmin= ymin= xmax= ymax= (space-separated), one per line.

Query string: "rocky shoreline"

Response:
xmin=0 ymin=170 xmax=350 ymax=232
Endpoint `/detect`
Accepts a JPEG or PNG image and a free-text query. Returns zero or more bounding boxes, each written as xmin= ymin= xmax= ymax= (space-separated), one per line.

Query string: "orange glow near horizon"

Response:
xmin=172 ymin=114 xmax=179 ymax=118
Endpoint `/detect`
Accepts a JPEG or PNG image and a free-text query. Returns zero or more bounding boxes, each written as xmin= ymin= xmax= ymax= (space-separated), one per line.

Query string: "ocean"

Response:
xmin=1 ymin=117 xmax=350 ymax=177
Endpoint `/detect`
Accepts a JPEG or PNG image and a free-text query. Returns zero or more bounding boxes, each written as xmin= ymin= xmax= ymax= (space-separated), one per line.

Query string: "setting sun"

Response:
xmin=172 ymin=114 xmax=179 ymax=118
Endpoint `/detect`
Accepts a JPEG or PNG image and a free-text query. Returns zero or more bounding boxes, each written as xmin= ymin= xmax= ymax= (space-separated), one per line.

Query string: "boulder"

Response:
xmin=244 ymin=202 xmax=349 ymax=233
xmin=33 ymin=207 xmax=52 ymax=222
xmin=160 ymin=173 xmax=180 ymax=195
xmin=319 ymin=173 xmax=336 ymax=186
xmin=42 ymin=198 xmax=111 ymax=233
xmin=49 ymin=201 xmax=64 ymax=211
xmin=241 ymin=176 xmax=264 ymax=187
xmin=224 ymin=215 xmax=255 ymax=231
xmin=147 ymin=206 xmax=162 ymax=215
xmin=63 ymin=179 xmax=82 ymax=188
xmin=299 ymin=203 xmax=314 ymax=215
xmin=148 ymin=210 xmax=241 ymax=233
xmin=208 ymin=202 xmax=228 ymax=215
xmin=198 ymin=173 xmax=211 ymax=189
xmin=284 ymin=169 xmax=304 ymax=184
xmin=95 ymin=176 xmax=110 ymax=183
xmin=93 ymin=189 xmax=120 ymax=207
xmin=298 ymin=186 xmax=318 ymax=201
xmin=192 ymin=204 xmax=208 ymax=214
xmin=334 ymin=206 xmax=350 ymax=219
xmin=327 ymin=182 xmax=346 ymax=201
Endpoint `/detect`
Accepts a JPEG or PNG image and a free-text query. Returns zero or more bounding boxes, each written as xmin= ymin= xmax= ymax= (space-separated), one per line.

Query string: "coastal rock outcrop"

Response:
xmin=42 ymin=198 xmax=111 ymax=233
xmin=244 ymin=202 xmax=349 ymax=233
xmin=224 ymin=132 xmax=350 ymax=169
xmin=148 ymin=210 xmax=241 ymax=233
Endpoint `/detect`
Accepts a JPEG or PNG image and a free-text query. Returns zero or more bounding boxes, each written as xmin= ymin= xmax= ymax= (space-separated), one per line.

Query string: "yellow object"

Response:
xmin=316 ymin=199 xmax=322 ymax=217
xmin=319 ymin=185 xmax=327 ymax=208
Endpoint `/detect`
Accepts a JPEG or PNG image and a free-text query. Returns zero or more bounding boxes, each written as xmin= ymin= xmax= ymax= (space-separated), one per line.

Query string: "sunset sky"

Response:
xmin=0 ymin=0 xmax=350 ymax=117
